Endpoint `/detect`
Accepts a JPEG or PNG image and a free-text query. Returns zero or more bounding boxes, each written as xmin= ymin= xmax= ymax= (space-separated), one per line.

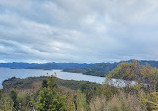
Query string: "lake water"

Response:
xmin=0 ymin=68 xmax=133 ymax=88
xmin=0 ymin=68 xmax=105 ymax=88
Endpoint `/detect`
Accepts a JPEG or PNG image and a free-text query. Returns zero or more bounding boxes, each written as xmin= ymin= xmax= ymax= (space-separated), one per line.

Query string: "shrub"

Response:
xmin=90 ymin=92 xmax=146 ymax=111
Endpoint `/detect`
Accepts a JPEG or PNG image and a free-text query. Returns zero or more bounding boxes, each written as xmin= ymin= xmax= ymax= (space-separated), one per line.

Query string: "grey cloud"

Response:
xmin=1 ymin=0 xmax=158 ymax=63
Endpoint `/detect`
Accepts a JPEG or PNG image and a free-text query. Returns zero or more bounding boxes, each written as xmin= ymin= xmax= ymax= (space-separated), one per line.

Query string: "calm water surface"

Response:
xmin=0 ymin=68 xmax=105 ymax=88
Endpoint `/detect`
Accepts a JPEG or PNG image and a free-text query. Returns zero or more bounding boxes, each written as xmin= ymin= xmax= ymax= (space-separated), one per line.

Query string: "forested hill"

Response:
xmin=82 ymin=60 xmax=158 ymax=72
xmin=63 ymin=60 xmax=158 ymax=77
xmin=1 ymin=60 xmax=158 ymax=71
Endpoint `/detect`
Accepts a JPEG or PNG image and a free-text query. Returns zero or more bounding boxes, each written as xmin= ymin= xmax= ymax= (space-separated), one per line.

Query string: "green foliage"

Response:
xmin=9 ymin=89 xmax=17 ymax=102
xmin=102 ymin=84 xmax=119 ymax=101
xmin=9 ymin=89 xmax=18 ymax=109
xmin=107 ymin=60 xmax=158 ymax=91
xmin=133 ymin=84 xmax=158 ymax=111
xmin=0 ymin=94 xmax=14 ymax=111
xmin=3 ymin=76 xmax=45 ymax=90
xmin=42 ymin=79 xmax=48 ymax=88
xmin=3 ymin=76 xmax=99 ymax=91
xmin=33 ymin=75 xmax=75 ymax=111
xmin=156 ymin=82 xmax=158 ymax=92
xmin=0 ymin=89 xmax=2 ymax=100
xmin=80 ymin=82 xmax=87 ymax=93
xmin=107 ymin=60 xmax=141 ymax=80
xmin=80 ymin=81 xmax=102 ymax=104
xmin=35 ymin=87 xmax=64 ymax=110
xmin=47 ymin=75 xmax=58 ymax=90
xmin=77 ymin=92 xmax=89 ymax=111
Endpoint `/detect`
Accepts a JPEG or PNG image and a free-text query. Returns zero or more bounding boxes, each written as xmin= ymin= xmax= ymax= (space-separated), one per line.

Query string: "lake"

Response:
xmin=0 ymin=68 xmax=105 ymax=88
xmin=0 ymin=68 xmax=133 ymax=88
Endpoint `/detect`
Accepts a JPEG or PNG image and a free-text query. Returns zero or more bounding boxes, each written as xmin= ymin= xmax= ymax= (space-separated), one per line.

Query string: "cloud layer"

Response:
xmin=1 ymin=0 xmax=158 ymax=63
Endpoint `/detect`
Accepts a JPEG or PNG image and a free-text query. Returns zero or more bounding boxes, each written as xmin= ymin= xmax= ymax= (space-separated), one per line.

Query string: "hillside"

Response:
xmin=2 ymin=76 xmax=99 ymax=91
xmin=64 ymin=60 xmax=158 ymax=77
xmin=1 ymin=60 xmax=158 ymax=111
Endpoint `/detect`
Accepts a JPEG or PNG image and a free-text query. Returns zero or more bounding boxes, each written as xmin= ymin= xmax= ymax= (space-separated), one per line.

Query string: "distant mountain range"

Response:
xmin=1 ymin=60 xmax=158 ymax=77
xmin=0 ymin=62 xmax=89 ymax=70
xmin=63 ymin=60 xmax=158 ymax=77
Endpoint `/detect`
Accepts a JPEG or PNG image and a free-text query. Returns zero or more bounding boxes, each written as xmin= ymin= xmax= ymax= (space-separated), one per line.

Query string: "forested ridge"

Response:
xmin=1 ymin=59 xmax=158 ymax=71
xmin=63 ymin=60 xmax=158 ymax=77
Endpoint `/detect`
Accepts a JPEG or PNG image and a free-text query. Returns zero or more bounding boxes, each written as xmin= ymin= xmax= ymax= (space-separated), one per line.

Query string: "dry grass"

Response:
xmin=90 ymin=92 xmax=146 ymax=111
xmin=59 ymin=85 xmax=77 ymax=94
xmin=18 ymin=81 xmax=42 ymax=93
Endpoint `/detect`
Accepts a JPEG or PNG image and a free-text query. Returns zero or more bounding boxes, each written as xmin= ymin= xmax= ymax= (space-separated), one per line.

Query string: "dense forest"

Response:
xmin=0 ymin=60 xmax=158 ymax=111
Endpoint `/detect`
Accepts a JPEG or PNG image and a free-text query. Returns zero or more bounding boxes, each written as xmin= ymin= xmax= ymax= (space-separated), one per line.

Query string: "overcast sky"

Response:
xmin=0 ymin=0 xmax=158 ymax=63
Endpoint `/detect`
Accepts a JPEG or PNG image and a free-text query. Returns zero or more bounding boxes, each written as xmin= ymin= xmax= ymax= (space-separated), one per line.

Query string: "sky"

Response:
xmin=0 ymin=0 xmax=158 ymax=63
